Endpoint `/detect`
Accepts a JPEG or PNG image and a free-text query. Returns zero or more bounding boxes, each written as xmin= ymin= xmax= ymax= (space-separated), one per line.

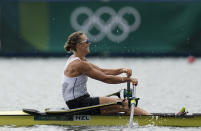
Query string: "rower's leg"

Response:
xmin=99 ymin=97 xmax=151 ymax=115
xmin=134 ymin=107 xmax=152 ymax=115
xmin=99 ymin=98 xmax=128 ymax=114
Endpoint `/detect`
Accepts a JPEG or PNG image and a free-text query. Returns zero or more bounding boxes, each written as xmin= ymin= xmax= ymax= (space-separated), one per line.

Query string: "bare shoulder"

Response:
xmin=68 ymin=59 xmax=82 ymax=69
xmin=69 ymin=60 xmax=91 ymax=71
xmin=77 ymin=60 xmax=92 ymax=70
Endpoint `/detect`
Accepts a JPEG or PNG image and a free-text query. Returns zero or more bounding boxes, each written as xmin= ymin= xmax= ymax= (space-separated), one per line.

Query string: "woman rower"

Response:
xmin=62 ymin=31 xmax=151 ymax=115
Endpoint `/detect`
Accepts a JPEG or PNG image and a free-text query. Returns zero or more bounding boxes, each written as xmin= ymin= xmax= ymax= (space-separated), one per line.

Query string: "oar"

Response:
xmin=127 ymin=81 xmax=130 ymax=91
xmin=129 ymin=83 xmax=137 ymax=127
xmin=127 ymin=81 xmax=131 ymax=108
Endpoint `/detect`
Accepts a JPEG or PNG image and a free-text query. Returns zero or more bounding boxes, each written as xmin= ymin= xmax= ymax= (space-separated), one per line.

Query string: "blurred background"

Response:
xmin=1 ymin=0 xmax=201 ymax=130
xmin=1 ymin=0 xmax=201 ymax=57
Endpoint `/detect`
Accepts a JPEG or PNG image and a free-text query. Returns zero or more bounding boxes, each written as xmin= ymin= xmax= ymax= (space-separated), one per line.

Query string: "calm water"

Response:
xmin=0 ymin=57 xmax=201 ymax=130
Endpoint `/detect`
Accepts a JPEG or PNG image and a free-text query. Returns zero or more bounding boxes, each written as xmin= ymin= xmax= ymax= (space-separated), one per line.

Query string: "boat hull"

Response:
xmin=0 ymin=111 xmax=201 ymax=127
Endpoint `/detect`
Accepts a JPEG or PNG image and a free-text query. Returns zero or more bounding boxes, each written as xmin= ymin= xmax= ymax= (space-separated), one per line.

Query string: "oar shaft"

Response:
xmin=129 ymin=84 xmax=136 ymax=126
xmin=127 ymin=82 xmax=130 ymax=91
xmin=129 ymin=102 xmax=135 ymax=126
xmin=133 ymin=84 xmax=136 ymax=97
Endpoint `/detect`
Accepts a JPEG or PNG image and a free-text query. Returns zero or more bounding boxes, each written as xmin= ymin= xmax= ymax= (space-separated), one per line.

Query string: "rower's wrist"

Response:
xmin=121 ymin=68 xmax=127 ymax=73
xmin=121 ymin=77 xmax=130 ymax=82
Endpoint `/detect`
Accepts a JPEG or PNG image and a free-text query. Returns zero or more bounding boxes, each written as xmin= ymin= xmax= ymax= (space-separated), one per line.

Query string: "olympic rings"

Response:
xmin=70 ymin=6 xmax=141 ymax=43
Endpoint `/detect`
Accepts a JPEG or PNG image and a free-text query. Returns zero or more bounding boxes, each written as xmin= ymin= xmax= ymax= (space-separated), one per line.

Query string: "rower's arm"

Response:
xmin=77 ymin=61 xmax=131 ymax=84
xmin=89 ymin=63 xmax=127 ymax=76
xmin=102 ymin=68 xmax=123 ymax=75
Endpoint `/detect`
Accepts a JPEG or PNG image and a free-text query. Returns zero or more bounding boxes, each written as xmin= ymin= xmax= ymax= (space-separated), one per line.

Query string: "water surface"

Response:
xmin=0 ymin=57 xmax=201 ymax=130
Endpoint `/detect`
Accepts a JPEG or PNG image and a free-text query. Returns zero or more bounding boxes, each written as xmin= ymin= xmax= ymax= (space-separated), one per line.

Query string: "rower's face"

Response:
xmin=79 ymin=34 xmax=91 ymax=54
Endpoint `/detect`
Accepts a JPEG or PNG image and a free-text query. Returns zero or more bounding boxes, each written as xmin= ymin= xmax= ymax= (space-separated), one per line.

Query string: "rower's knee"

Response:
xmin=99 ymin=97 xmax=123 ymax=104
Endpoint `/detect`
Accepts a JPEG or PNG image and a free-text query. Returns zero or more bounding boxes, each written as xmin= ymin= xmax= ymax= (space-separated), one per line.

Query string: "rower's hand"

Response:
xmin=123 ymin=68 xmax=132 ymax=77
xmin=130 ymin=78 xmax=138 ymax=86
